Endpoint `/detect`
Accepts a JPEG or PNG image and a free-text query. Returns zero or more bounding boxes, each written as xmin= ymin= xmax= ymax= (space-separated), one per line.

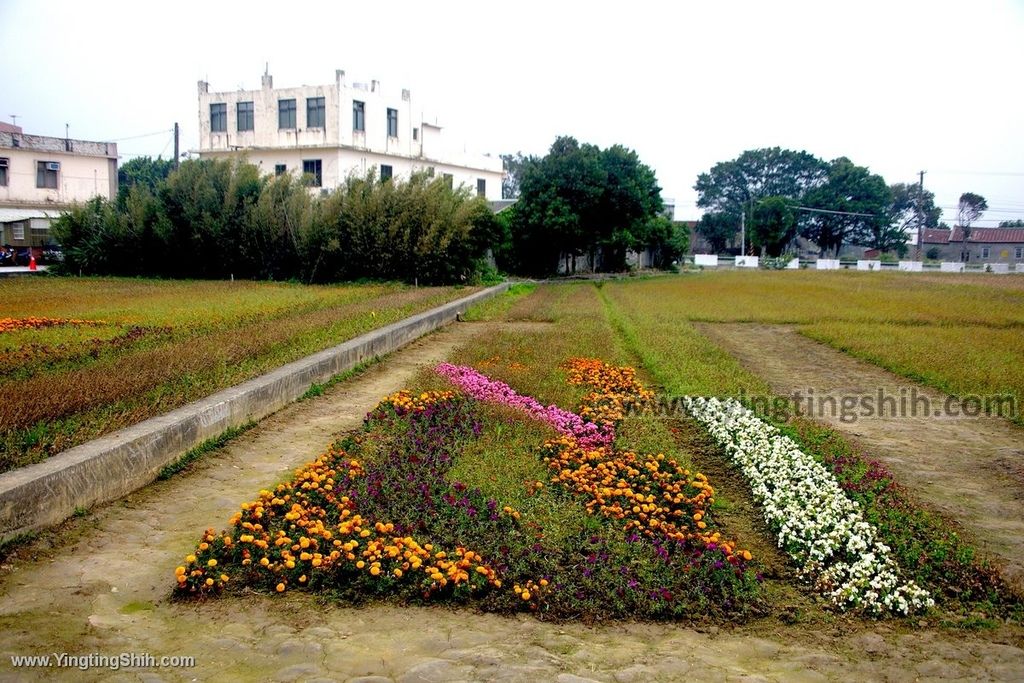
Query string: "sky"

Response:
xmin=2 ymin=0 xmax=1023 ymax=224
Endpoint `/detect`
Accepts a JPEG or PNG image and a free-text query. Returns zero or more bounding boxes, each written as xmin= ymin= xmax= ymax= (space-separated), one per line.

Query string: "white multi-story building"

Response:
xmin=0 ymin=122 xmax=118 ymax=247
xmin=196 ymin=70 xmax=502 ymax=200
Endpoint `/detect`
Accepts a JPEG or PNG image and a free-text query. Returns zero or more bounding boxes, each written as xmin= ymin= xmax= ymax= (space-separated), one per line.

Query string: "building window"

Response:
xmin=413 ymin=127 xmax=419 ymax=141
xmin=387 ymin=108 xmax=398 ymax=137
xmin=307 ymin=97 xmax=325 ymax=128
xmin=1016 ymin=247 xmax=1023 ymax=259
xmin=477 ymin=178 xmax=486 ymax=197
xmin=302 ymin=159 xmax=322 ymax=187
xmin=442 ymin=173 xmax=453 ymax=188
xmin=0 ymin=157 xmax=8 ymax=186
xmin=13 ymin=223 xmax=25 ymax=240
xmin=210 ymin=103 xmax=227 ymax=132
xmin=237 ymin=101 xmax=254 ymax=132
xmin=279 ymin=99 xmax=297 ymax=129
xmin=274 ymin=164 xmax=287 ymax=176
xmin=36 ymin=161 xmax=59 ymax=189
xmin=352 ymin=100 xmax=365 ymax=132
xmin=380 ymin=164 xmax=393 ymax=181
xmin=982 ymin=247 xmax=990 ymax=259
xmin=427 ymin=166 xmax=435 ymax=177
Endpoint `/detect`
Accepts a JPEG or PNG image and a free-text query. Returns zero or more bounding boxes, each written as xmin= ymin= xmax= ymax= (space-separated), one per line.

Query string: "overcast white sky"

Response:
xmin=2 ymin=0 xmax=1022 ymax=223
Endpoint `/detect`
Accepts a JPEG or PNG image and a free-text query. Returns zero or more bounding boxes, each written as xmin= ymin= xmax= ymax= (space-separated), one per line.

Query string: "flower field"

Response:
xmin=684 ymin=396 xmax=932 ymax=615
xmin=145 ymin=273 xmax=1018 ymax=624
xmin=0 ymin=277 xmax=473 ymax=472
xmin=176 ymin=354 xmax=762 ymax=618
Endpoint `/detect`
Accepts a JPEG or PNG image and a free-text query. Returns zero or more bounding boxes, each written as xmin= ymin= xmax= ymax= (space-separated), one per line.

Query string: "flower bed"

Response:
xmin=176 ymin=358 xmax=761 ymax=619
xmin=437 ymin=358 xmax=754 ymax=567
xmin=175 ymin=391 xmax=506 ymax=599
xmin=683 ymin=396 xmax=933 ymax=615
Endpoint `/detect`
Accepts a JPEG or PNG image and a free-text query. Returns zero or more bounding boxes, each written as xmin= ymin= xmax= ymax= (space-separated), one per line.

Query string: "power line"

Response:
xmin=929 ymin=169 xmax=1024 ymax=177
xmin=788 ymin=204 xmax=877 ymax=218
xmin=106 ymin=128 xmax=173 ymax=143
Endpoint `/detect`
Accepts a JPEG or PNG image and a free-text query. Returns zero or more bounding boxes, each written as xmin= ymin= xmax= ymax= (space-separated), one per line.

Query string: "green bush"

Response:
xmin=53 ymin=160 xmax=497 ymax=285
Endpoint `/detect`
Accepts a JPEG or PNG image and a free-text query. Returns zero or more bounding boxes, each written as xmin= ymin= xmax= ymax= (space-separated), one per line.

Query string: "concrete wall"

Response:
xmin=0 ymin=283 xmax=509 ymax=542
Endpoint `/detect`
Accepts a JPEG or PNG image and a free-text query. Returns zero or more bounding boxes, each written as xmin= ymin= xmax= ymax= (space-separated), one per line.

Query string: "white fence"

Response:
xmin=688 ymin=255 xmax=1021 ymax=273
xmin=898 ymin=261 xmax=923 ymax=272
xmin=734 ymin=256 xmax=759 ymax=268
xmin=856 ymin=260 xmax=882 ymax=271
xmin=816 ymin=259 xmax=841 ymax=270
xmin=694 ymin=254 xmax=719 ymax=267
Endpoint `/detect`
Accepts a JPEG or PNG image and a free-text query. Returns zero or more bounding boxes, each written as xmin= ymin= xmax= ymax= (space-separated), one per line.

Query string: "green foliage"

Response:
xmin=694 ymin=147 xmax=827 ymax=219
xmin=957 ymin=192 xmax=988 ymax=236
xmin=751 ymin=196 xmax=796 ymax=256
xmin=500 ymin=152 xmax=532 ymax=199
xmin=506 ymin=136 xmax=665 ymax=276
xmin=998 ymin=219 xmax=1024 ymax=228
xmin=800 ymin=157 xmax=891 ymax=256
xmin=116 ymin=156 xmax=174 ymax=207
xmin=53 ymin=160 xmax=496 ymax=285
xmin=696 ymin=212 xmax=736 ymax=253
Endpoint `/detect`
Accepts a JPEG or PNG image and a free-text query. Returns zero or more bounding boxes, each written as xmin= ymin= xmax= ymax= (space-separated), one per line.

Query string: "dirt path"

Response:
xmin=0 ymin=321 xmax=1021 ymax=681
xmin=701 ymin=322 xmax=1024 ymax=592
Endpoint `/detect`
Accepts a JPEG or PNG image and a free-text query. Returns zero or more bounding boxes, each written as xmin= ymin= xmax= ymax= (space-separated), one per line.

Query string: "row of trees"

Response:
xmin=55 ymin=158 xmax=499 ymax=284
xmin=693 ymin=147 xmax=991 ymax=257
xmin=497 ymin=137 xmax=686 ymax=276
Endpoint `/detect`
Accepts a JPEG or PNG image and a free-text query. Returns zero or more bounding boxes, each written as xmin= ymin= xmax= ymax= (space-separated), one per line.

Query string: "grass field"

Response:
xmin=0 ymin=277 xmax=476 ymax=472
xmin=600 ymin=271 xmax=1024 ymax=424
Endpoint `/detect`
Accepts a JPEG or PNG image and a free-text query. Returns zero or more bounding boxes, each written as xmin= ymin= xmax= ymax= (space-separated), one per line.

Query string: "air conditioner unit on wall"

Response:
xmin=46 ymin=162 xmax=60 ymax=171
xmin=0 ymin=157 xmax=8 ymax=167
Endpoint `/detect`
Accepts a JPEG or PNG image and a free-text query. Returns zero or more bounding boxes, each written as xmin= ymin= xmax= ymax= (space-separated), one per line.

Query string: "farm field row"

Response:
xmin=602 ymin=272 xmax=1024 ymax=426
xmin=174 ymin=278 xmax=1021 ymax=625
xmin=0 ymin=277 xmax=477 ymax=472
xmin=5 ymin=315 xmax=1021 ymax=682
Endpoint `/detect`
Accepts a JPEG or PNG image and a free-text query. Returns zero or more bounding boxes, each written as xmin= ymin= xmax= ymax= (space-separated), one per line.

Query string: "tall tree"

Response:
xmin=694 ymin=147 xmax=828 ymax=225
xmin=888 ymin=182 xmax=940 ymax=232
xmin=800 ymin=157 xmax=891 ymax=256
xmin=116 ymin=156 xmax=175 ymax=207
xmin=500 ymin=152 xmax=531 ymax=199
xmin=999 ymin=219 xmax=1024 ymax=228
xmin=696 ymin=212 xmax=737 ymax=253
xmin=957 ymin=192 xmax=988 ymax=238
xmin=750 ymin=196 xmax=796 ymax=256
xmin=508 ymin=136 xmax=663 ymax=275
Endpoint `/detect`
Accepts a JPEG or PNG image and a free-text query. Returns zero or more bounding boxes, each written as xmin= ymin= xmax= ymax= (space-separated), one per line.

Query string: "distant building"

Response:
xmin=196 ymin=70 xmax=502 ymax=200
xmin=921 ymin=227 xmax=1024 ymax=264
xmin=0 ymin=122 xmax=118 ymax=248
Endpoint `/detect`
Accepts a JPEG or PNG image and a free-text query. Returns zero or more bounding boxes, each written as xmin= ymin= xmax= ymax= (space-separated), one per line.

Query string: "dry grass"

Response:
xmin=0 ymin=277 xmax=475 ymax=471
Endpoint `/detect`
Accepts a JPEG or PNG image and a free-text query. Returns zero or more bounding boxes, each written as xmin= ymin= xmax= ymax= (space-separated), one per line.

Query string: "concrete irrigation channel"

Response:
xmin=0 ymin=283 xmax=509 ymax=543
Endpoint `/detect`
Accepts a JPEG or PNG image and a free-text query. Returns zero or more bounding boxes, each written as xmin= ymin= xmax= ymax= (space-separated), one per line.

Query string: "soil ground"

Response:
xmin=701 ymin=322 xmax=1024 ymax=594
xmin=0 ymin=321 xmax=1022 ymax=681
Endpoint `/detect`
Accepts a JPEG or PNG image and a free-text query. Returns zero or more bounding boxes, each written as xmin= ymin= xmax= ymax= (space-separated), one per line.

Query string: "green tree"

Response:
xmin=500 ymin=152 xmax=532 ymax=199
xmin=800 ymin=157 xmax=891 ymax=256
xmin=750 ymin=196 xmax=796 ymax=256
xmin=695 ymin=212 xmax=736 ymax=253
xmin=999 ymin=219 xmax=1024 ymax=228
xmin=957 ymin=192 xmax=988 ymax=238
xmin=116 ymin=156 xmax=175 ymax=207
xmin=888 ymin=182 xmax=940 ymax=231
xmin=694 ymin=147 xmax=827 ymax=226
xmin=509 ymin=136 xmax=663 ymax=275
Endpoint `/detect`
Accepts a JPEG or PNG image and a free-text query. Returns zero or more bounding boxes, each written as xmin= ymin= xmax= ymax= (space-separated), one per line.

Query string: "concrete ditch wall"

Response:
xmin=0 ymin=283 xmax=510 ymax=542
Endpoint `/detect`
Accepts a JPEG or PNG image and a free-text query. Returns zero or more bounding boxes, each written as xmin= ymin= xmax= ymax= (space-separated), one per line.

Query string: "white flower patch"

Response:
xmin=683 ymin=396 xmax=934 ymax=615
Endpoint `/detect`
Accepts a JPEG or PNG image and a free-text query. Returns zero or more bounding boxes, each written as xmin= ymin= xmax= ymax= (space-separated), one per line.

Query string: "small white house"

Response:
xmin=0 ymin=122 xmax=118 ymax=247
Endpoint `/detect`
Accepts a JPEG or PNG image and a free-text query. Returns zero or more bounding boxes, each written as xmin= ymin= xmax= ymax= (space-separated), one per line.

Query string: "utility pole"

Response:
xmin=173 ymin=122 xmax=180 ymax=169
xmin=740 ymin=212 xmax=745 ymax=257
xmin=916 ymin=170 xmax=925 ymax=259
